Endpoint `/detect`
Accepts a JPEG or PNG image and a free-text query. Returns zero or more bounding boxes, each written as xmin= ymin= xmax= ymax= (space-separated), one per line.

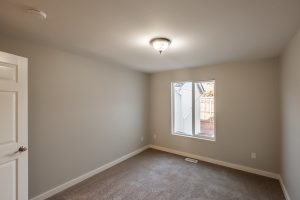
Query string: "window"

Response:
xmin=172 ymin=80 xmax=215 ymax=140
xmin=172 ymin=82 xmax=193 ymax=135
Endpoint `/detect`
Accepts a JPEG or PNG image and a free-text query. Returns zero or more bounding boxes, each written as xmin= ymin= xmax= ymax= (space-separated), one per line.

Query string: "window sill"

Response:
xmin=172 ymin=132 xmax=216 ymax=142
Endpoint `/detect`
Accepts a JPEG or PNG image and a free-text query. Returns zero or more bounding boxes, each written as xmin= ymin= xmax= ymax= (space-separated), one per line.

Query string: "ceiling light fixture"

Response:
xmin=150 ymin=37 xmax=171 ymax=54
xmin=26 ymin=8 xmax=47 ymax=20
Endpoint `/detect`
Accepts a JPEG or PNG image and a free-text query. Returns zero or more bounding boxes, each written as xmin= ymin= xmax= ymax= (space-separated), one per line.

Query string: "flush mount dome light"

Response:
xmin=150 ymin=37 xmax=171 ymax=54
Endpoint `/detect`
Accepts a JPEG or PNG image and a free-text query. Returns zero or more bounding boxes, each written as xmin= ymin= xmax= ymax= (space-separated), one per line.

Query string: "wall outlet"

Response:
xmin=140 ymin=136 xmax=144 ymax=143
xmin=251 ymin=152 xmax=256 ymax=159
xmin=153 ymin=134 xmax=157 ymax=140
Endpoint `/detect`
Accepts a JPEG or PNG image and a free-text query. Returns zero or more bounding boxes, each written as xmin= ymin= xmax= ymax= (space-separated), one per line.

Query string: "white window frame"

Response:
xmin=171 ymin=80 xmax=216 ymax=141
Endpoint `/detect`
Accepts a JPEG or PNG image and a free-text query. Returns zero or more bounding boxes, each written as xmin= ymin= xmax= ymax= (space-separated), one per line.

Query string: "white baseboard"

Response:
xmin=30 ymin=144 xmax=290 ymax=200
xmin=149 ymin=145 xmax=280 ymax=180
xmin=279 ymin=176 xmax=291 ymax=200
xmin=30 ymin=145 xmax=150 ymax=200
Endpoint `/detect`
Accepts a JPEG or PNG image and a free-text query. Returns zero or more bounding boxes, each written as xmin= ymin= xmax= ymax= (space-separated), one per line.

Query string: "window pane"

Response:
xmin=173 ymin=82 xmax=192 ymax=135
xmin=195 ymin=81 xmax=215 ymax=138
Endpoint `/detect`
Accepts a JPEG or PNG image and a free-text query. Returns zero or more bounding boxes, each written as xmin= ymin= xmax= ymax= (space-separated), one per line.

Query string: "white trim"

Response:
xmin=30 ymin=145 xmax=150 ymax=200
xmin=172 ymin=132 xmax=216 ymax=142
xmin=279 ymin=176 xmax=291 ymax=200
xmin=30 ymin=144 xmax=290 ymax=200
xmin=149 ymin=145 xmax=279 ymax=179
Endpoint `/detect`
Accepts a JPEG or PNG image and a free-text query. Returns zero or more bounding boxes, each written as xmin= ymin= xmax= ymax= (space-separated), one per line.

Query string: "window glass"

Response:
xmin=173 ymin=82 xmax=193 ymax=136
xmin=195 ymin=81 xmax=215 ymax=139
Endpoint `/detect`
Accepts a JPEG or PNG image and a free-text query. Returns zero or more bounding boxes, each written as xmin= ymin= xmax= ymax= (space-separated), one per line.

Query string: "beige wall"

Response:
xmin=150 ymin=58 xmax=281 ymax=173
xmin=0 ymin=34 xmax=286 ymax=198
xmin=0 ymin=35 xmax=150 ymax=198
xmin=281 ymin=30 xmax=300 ymax=200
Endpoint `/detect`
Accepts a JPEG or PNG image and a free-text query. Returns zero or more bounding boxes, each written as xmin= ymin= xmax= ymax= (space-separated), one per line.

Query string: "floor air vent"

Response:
xmin=185 ymin=157 xmax=198 ymax=163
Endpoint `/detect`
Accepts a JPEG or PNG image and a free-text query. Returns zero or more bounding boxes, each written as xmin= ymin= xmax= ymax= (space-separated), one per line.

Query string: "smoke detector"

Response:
xmin=26 ymin=8 xmax=47 ymax=20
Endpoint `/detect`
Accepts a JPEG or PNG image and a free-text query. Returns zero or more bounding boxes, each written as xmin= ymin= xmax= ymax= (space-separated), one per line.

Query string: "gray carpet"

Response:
xmin=48 ymin=149 xmax=285 ymax=200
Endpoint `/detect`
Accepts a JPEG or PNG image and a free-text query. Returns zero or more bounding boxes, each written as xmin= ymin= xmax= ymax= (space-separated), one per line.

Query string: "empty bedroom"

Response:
xmin=0 ymin=0 xmax=299 ymax=200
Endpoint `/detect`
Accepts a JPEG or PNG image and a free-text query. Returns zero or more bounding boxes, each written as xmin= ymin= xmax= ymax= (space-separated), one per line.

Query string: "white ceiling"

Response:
xmin=0 ymin=0 xmax=300 ymax=72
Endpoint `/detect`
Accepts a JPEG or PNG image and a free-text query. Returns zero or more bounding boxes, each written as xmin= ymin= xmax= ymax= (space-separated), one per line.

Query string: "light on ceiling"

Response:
xmin=150 ymin=37 xmax=171 ymax=54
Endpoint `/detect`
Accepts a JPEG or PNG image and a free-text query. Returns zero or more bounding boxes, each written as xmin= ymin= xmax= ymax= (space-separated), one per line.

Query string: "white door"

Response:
xmin=0 ymin=51 xmax=28 ymax=200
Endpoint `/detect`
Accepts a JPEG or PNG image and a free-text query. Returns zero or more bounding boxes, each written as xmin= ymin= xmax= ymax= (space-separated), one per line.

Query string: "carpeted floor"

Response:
xmin=48 ymin=149 xmax=285 ymax=200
